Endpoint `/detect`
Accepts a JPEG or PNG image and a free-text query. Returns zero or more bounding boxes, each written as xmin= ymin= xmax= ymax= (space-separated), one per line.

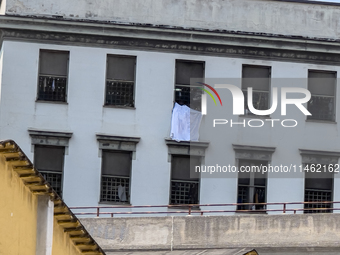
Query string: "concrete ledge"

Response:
xmin=81 ymin=214 xmax=340 ymax=251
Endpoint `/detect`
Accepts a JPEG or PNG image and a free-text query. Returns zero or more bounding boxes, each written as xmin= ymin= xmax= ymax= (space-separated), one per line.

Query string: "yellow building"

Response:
xmin=0 ymin=139 xmax=105 ymax=255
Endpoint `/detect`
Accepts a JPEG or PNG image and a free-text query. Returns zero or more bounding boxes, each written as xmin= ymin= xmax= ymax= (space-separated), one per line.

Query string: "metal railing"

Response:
xmin=69 ymin=201 xmax=340 ymax=218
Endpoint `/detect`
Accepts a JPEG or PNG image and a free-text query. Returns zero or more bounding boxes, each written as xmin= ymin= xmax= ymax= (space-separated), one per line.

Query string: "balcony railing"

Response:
xmin=70 ymin=201 xmax=340 ymax=218
xmin=37 ymin=75 xmax=67 ymax=102
xmin=305 ymin=189 xmax=332 ymax=213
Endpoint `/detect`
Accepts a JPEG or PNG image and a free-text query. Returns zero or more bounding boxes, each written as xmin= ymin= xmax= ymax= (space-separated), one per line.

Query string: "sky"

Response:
xmin=313 ymin=0 xmax=340 ymax=2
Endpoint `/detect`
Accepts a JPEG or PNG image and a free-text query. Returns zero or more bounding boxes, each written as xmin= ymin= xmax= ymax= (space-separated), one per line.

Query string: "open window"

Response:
xmin=97 ymin=134 xmax=140 ymax=204
xmin=34 ymin=145 xmax=65 ymax=197
xmin=170 ymin=155 xmax=200 ymax=205
xmin=304 ymin=167 xmax=333 ymax=213
xmin=237 ymin=160 xmax=267 ymax=211
xmin=233 ymin=144 xmax=275 ymax=212
xmin=101 ymin=150 xmax=132 ymax=203
xmin=300 ymin=149 xmax=340 ymax=213
xmin=175 ymin=60 xmax=205 ymax=111
xmin=242 ymin=65 xmax=271 ymax=115
xmin=37 ymin=50 xmax=69 ymax=102
xmin=307 ymin=70 xmax=336 ymax=122
xmin=105 ymin=55 xmax=136 ymax=107
xmin=166 ymin=139 xmax=209 ymax=206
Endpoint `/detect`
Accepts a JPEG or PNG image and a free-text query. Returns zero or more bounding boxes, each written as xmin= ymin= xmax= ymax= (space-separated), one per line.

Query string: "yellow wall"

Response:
xmin=0 ymin=155 xmax=38 ymax=255
xmin=52 ymin=218 xmax=83 ymax=255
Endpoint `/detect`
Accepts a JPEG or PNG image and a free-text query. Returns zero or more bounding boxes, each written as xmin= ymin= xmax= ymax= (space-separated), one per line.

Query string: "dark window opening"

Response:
xmin=175 ymin=60 xmax=204 ymax=111
xmin=242 ymin=65 xmax=271 ymax=115
xmin=304 ymin=166 xmax=333 ymax=213
xmin=100 ymin=150 xmax=132 ymax=203
xmin=237 ymin=160 xmax=267 ymax=211
xmin=307 ymin=70 xmax=336 ymax=121
xmin=170 ymin=155 xmax=200 ymax=205
xmin=34 ymin=145 xmax=65 ymax=197
xmin=105 ymin=55 xmax=136 ymax=107
xmin=38 ymin=50 xmax=69 ymax=102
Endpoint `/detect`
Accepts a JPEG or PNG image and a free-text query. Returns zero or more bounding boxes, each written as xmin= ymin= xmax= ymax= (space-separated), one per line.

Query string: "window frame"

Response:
xmin=241 ymin=64 xmax=272 ymax=117
xmin=165 ymin=139 xmax=209 ymax=206
xmin=307 ymin=69 xmax=337 ymax=122
xmin=97 ymin=134 xmax=140 ymax=205
xmin=34 ymin=145 xmax=65 ymax=198
xmin=104 ymin=54 xmax=137 ymax=109
xmin=100 ymin=150 xmax=133 ymax=204
xmin=37 ymin=49 xmax=70 ymax=103
xmin=300 ymin=149 xmax=340 ymax=213
xmin=233 ymin=144 xmax=275 ymax=212
xmin=174 ymin=59 xmax=205 ymax=111
xmin=237 ymin=159 xmax=268 ymax=211
xmin=169 ymin=154 xmax=201 ymax=206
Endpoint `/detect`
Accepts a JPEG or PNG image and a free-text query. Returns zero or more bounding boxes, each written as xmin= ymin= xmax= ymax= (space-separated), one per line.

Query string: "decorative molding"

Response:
xmin=28 ymin=129 xmax=72 ymax=150
xmin=233 ymin=144 xmax=276 ymax=161
xmin=165 ymin=139 xmax=209 ymax=161
xmin=96 ymin=134 xmax=140 ymax=159
xmin=2 ymin=16 xmax=340 ymax=65
xmin=299 ymin=149 xmax=340 ymax=165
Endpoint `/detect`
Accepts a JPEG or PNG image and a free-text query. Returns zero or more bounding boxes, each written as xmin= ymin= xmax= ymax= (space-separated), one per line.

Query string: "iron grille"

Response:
xmin=101 ymin=175 xmax=130 ymax=203
xmin=304 ymin=189 xmax=332 ymax=213
xmin=237 ymin=186 xmax=248 ymax=210
xmin=237 ymin=186 xmax=266 ymax=211
xmin=243 ymin=91 xmax=269 ymax=115
xmin=105 ymin=80 xmax=134 ymax=107
xmin=38 ymin=76 xmax=67 ymax=102
xmin=170 ymin=180 xmax=199 ymax=205
xmin=41 ymin=171 xmax=63 ymax=197
xmin=307 ymin=96 xmax=334 ymax=121
xmin=174 ymin=85 xmax=202 ymax=111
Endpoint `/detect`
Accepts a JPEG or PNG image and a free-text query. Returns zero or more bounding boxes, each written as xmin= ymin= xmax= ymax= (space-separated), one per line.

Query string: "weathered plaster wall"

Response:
xmin=81 ymin=214 xmax=340 ymax=250
xmin=0 ymin=149 xmax=38 ymax=254
xmin=4 ymin=0 xmax=340 ymax=39
xmin=1 ymin=39 xmax=340 ymax=211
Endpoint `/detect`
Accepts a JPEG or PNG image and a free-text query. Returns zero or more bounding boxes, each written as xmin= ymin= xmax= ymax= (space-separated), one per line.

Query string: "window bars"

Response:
xmin=170 ymin=180 xmax=199 ymax=205
xmin=101 ymin=175 xmax=130 ymax=203
xmin=41 ymin=171 xmax=63 ymax=198
xmin=105 ymin=80 xmax=134 ymax=107
xmin=38 ymin=75 xmax=67 ymax=102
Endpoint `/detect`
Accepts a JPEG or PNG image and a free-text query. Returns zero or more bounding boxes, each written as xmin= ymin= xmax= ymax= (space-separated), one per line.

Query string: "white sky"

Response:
xmin=313 ymin=0 xmax=340 ymax=2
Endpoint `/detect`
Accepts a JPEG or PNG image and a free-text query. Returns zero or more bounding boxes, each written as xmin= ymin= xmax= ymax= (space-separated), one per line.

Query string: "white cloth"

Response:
xmin=170 ymin=103 xmax=202 ymax=142
xmin=117 ymin=185 xmax=127 ymax=202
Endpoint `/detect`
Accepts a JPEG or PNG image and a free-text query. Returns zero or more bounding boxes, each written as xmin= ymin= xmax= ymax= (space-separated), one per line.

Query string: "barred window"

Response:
xmin=175 ymin=60 xmax=204 ymax=111
xmin=242 ymin=65 xmax=271 ymax=115
xmin=304 ymin=166 xmax=333 ymax=213
xmin=307 ymin=70 xmax=336 ymax=121
xmin=237 ymin=160 xmax=267 ymax=211
xmin=105 ymin=55 xmax=136 ymax=107
xmin=34 ymin=145 xmax=65 ymax=197
xmin=170 ymin=155 xmax=200 ymax=205
xmin=100 ymin=151 xmax=132 ymax=203
xmin=37 ymin=50 xmax=69 ymax=102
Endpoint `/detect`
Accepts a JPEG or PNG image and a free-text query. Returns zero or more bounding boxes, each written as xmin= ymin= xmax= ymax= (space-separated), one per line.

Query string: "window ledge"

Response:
xmin=36 ymin=100 xmax=68 ymax=105
xmin=103 ymin=105 xmax=136 ymax=110
xmin=28 ymin=129 xmax=73 ymax=139
xmin=306 ymin=119 xmax=337 ymax=124
xmin=165 ymin=138 xmax=209 ymax=148
xmin=98 ymin=201 xmax=131 ymax=206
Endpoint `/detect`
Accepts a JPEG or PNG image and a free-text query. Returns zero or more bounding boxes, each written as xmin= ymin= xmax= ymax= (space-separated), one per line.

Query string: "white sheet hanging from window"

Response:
xmin=170 ymin=103 xmax=202 ymax=142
